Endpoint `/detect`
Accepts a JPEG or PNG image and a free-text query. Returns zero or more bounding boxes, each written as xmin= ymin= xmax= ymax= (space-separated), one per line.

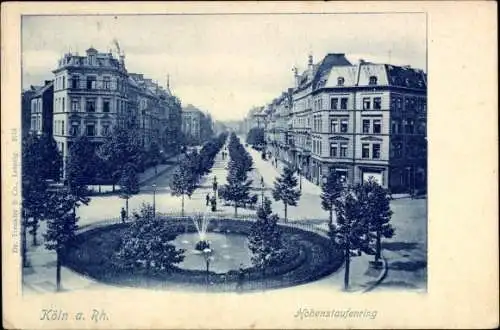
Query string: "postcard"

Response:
xmin=2 ymin=1 xmax=498 ymax=329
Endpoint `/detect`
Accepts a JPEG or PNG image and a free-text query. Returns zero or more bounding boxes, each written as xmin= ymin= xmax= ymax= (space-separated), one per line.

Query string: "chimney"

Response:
xmin=359 ymin=59 xmax=366 ymax=64
xmin=292 ymin=66 xmax=299 ymax=87
xmin=44 ymin=80 xmax=52 ymax=86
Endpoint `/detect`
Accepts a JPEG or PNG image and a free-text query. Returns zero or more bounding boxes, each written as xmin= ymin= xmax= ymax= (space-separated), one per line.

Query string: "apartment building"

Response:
xmin=30 ymin=80 xmax=54 ymax=136
xmin=263 ymin=53 xmax=427 ymax=193
xmin=52 ymin=47 xmax=129 ymax=171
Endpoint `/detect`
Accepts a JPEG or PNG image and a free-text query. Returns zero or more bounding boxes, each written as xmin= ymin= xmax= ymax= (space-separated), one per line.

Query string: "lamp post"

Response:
xmin=202 ymin=248 xmax=213 ymax=289
xmin=260 ymin=176 xmax=265 ymax=206
xmin=152 ymin=183 xmax=157 ymax=216
xmin=298 ymin=165 xmax=302 ymax=192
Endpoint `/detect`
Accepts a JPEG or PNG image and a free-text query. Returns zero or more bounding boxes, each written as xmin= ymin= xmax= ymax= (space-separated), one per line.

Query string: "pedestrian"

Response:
xmin=206 ymin=193 xmax=210 ymax=206
xmin=236 ymin=265 xmax=245 ymax=292
xmin=120 ymin=207 xmax=127 ymax=223
xmin=211 ymin=195 xmax=217 ymax=212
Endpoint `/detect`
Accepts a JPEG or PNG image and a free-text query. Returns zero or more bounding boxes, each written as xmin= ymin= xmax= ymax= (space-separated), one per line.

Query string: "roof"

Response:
xmin=33 ymin=81 xmax=54 ymax=97
xmin=385 ymin=64 xmax=427 ymax=89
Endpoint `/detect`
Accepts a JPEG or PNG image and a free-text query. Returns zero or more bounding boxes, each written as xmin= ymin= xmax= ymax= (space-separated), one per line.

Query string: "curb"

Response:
xmin=362 ymin=255 xmax=389 ymax=293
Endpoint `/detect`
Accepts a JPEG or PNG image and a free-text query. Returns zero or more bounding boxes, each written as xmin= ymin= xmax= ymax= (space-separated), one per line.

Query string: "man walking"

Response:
xmin=120 ymin=207 xmax=127 ymax=223
xmin=206 ymin=193 xmax=210 ymax=206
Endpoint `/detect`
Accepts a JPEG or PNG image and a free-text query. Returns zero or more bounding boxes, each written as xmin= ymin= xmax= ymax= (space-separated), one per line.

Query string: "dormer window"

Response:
xmin=337 ymin=77 xmax=345 ymax=86
xmin=369 ymin=76 xmax=378 ymax=85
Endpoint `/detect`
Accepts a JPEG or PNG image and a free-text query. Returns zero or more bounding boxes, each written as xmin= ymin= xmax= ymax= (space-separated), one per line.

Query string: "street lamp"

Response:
xmin=202 ymin=248 xmax=213 ymax=289
xmin=260 ymin=176 xmax=265 ymax=206
xmin=297 ymin=165 xmax=302 ymax=191
xmin=152 ymin=183 xmax=157 ymax=216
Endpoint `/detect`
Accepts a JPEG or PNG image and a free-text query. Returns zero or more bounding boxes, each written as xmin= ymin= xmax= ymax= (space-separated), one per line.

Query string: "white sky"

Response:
xmin=22 ymin=14 xmax=426 ymax=121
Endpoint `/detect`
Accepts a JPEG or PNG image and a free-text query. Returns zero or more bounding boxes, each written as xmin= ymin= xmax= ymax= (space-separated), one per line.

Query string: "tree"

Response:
xmin=38 ymin=134 xmax=63 ymax=181
xmin=321 ymin=170 xmax=345 ymax=226
xmin=329 ymin=190 xmax=370 ymax=290
xmin=170 ymin=160 xmax=196 ymax=216
xmin=272 ymin=166 xmax=301 ymax=222
xmin=355 ymin=179 xmax=394 ymax=263
xmin=148 ymin=141 xmax=162 ymax=174
xmin=97 ymin=126 xmax=144 ymax=187
xmin=118 ymin=163 xmax=140 ymax=218
xmin=246 ymin=127 xmax=265 ymax=146
xmin=223 ymin=161 xmax=252 ymax=216
xmin=66 ymin=137 xmax=93 ymax=214
xmin=44 ymin=190 xmax=80 ymax=292
xmin=114 ymin=203 xmax=185 ymax=274
xmin=21 ymin=134 xmax=48 ymax=256
xmin=247 ymin=198 xmax=284 ymax=275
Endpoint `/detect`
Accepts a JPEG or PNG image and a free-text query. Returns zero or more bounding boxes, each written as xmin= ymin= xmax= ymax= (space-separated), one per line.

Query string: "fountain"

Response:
xmin=192 ymin=213 xmax=212 ymax=251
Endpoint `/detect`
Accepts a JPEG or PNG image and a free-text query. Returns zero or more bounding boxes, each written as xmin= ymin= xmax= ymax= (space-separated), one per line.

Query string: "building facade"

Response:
xmin=52 ymin=47 xmax=129 ymax=170
xmin=182 ymin=104 xmax=214 ymax=145
xmin=261 ymin=53 xmax=427 ymax=193
xmin=30 ymin=80 xmax=54 ymax=136
xmin=47 ymin=47 xmax=184 ymax=177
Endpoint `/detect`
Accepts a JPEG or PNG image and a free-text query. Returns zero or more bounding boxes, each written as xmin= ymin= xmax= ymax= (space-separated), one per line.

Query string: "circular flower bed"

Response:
xmin=64 ymin=218 xmax=344 ymax=292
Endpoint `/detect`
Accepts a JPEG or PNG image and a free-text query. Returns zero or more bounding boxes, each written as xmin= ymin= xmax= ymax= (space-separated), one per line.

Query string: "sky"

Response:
xmin=22 ymin=13 xmax=426 ymax=121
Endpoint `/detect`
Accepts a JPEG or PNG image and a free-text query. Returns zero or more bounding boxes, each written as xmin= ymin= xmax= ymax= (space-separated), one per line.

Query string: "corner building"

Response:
xmin=264 ymin=54 xmax=427 ymax=193
xmin=52 ymin=47 xmax=129 ymax=173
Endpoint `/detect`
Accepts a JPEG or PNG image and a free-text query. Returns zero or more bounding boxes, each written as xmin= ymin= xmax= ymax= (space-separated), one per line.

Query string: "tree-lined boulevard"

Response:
xmin=22 ymin=131 xmax=426 ymax=294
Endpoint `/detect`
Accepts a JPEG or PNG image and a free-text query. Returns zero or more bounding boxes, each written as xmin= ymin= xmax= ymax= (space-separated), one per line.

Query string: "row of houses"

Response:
xmin=23 ymin=46 xmax=214 ymax=175
xmin=245 ymin=53 xmax=427 ymax=194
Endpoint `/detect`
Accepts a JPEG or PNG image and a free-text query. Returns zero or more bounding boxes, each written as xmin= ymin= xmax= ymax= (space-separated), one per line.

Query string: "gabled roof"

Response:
xmin=33 ymin=81 xmax=54 ymax=97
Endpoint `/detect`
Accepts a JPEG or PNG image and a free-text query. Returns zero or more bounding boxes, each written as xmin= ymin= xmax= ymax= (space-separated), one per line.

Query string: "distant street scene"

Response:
xmin=20 ymin=14 xmax=427 ymax=295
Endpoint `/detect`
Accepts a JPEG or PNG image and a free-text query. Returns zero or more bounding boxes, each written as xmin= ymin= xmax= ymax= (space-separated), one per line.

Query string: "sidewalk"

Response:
xmin=139 ymin=153 xmax=184 ymax=186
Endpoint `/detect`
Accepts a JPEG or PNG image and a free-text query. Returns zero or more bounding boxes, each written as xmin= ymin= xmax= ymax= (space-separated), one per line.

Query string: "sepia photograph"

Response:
xmin=2 ymin=2 xmax=498 ymax=329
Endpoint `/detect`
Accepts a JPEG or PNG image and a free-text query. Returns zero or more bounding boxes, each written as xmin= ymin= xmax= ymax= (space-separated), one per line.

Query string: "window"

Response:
xmin=372 ymin=144 xmax=381 ymax=159
xmin=103 ymin=77 xmax=111 ymax=89
xmin=362 ymin=143 xmax=370 ymax=158
xmin=393 ymin=142 xmax=402 ymax=158
xmin=86 ymin=124 xmax=95 ymax=136
xmin=86 ymin=99 xmax=96 ymax=112
xmin=86 ymin=76 xmax=97 ymax=89
xmin=363 ymin=97 xmax=371 ymax=110
xmin=369 ymin=76 xmax=378 ymax=85
xmin=406 ymin=120 xmax=414 ymax=134
xmin=340 ymin=98 xmax=348 ymax=110
xmin=330 ymin=98 xmax=338 ymax=110
xmin=337 ymin=77 xmax=345 ymax=86
xmin=340 ymin=143 xmax=348 ymax=157
xmin=103 ymin=100 xmax=110 ymax=113
xmin=362 ymin=119 xmax=370 ymax=133
xmin=62 ymin=76 xmax=65 ymax=89
xmin=373 ymin=119 xmax=381 ymax=134
xmin=101 ymin=125 xmax=110 ymax=136
xmin=340 ymin=119 xmax=348 ymax=133
xmin=330 ymin=143 xmax=338 ymax=157
xmin=330 ymin=119 xmax=338 ymax=133
xmin=72 ymin=75 xmax=80 ymax=89
xmin=391 ymin=120 xmax=398 ymax=134
xmin=397 ymin=97 xmax=403 ymax=111
xmin=373 ymin=97 xmax=382 ymax=110
xmin=61 ymin=120 xmax=65 ymax=136
xmin=70 ymin=123 xmax=79 ymax=136
xmin=61 ymin=97 xmax=65 ymax=112
xmin=71 ymin=98 xmax=80 ymax=112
